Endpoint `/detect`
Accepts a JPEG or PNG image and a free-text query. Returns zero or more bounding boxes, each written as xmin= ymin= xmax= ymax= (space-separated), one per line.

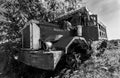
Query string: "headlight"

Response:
xmin=45 ymin=42 xmax=52 ymax=49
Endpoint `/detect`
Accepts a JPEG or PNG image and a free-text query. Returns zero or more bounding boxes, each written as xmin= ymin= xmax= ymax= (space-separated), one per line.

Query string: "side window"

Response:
xmin=90 ymin=15 xmax=97 ymax=26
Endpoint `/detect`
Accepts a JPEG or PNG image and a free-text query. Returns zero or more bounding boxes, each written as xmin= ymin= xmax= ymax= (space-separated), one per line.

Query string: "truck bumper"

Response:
xmin=18 ymin=50 xmax=63 ymax=70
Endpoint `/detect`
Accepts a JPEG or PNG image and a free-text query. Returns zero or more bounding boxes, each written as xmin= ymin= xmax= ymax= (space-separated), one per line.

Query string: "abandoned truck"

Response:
xmin=17 ymin=7 xmax=107 ymax=71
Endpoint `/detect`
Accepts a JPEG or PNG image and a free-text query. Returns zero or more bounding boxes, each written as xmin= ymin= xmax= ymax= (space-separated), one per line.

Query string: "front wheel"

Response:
xmin=66 ymin=52 xmax=81 ymax=70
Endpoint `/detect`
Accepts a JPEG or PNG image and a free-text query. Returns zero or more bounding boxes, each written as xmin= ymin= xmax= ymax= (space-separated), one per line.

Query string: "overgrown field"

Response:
xmin=0 ymin=41 xmax=120 ymax=78
xmin=54 ymin=41 xmax=120 ymax=78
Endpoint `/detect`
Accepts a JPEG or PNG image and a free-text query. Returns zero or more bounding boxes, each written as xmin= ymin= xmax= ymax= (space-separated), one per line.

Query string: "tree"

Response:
xmin=0 ymin=0 xmax=83 ymax=41
xmin=0 ymin=0 xmax=46 ymax=41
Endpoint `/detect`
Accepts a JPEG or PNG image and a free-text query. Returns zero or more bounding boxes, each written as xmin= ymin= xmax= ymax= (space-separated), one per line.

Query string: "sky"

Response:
xmin=85 ymin=0 xmax=120 ymax=40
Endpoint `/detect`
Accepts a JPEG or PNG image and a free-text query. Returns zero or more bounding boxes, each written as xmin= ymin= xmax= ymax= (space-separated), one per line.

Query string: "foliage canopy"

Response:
xmin=0 ymin=0 xmax=83 ymax=41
